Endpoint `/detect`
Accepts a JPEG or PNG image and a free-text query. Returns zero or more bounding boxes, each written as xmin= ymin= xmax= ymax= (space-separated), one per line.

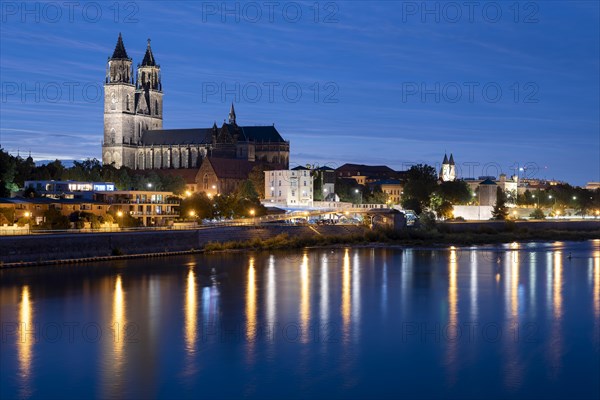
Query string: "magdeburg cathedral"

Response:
xmin=102 ymin=34 xmax=289 ymax=170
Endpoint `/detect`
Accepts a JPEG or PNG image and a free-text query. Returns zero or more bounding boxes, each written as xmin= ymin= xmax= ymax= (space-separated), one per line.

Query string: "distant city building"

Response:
xmin=477 ymin=178 xmax=498 ymax=206
xmin=102 ymin=34 xmax=289 ymax=170
xmin=586 ymin=182 xmax=600 ymax=190
xmin=465 ymin=174 xmax=517 ymax=204
xmin=94 ymin=190 xmax=178 ymax=226
xmin=372 ymin=179 xmax=403 ymax=204
xmin=336 ymin=163 xmax=401 ymax=182
xmin=264 ymin=167 xmax=313 ymax=207
xmin=24 ymin=180 xmax=115 ymax=199
xmin=440 ymin=153 xmax=456 ymax=182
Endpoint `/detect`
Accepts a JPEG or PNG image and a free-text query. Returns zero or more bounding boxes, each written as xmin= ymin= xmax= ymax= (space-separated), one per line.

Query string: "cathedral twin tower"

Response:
xmin=103 ymin=33 xmax=163 ymax=168
xmin=102 ymin=34 xmax=289 ymax=170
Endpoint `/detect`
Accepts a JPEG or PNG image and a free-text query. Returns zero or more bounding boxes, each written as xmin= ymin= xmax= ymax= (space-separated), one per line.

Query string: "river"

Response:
xmin=1 ymin=240 xmax=599 ymax=399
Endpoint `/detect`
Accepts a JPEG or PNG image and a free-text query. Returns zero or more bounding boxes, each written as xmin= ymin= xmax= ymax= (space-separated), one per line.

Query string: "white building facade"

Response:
xmin=264 ymin=168 xmax=313 ymax=207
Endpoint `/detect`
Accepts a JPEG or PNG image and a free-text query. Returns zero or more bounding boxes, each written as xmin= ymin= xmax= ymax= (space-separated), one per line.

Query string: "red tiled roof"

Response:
xmin=154 ymin=168 xmax=199 ymax=184
xmin=206 ymin=158 xmax=254 ymax=180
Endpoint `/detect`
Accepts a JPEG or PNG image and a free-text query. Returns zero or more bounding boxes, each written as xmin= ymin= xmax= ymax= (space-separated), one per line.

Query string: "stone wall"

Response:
xmin=0 ymin=225 xmax=365 ymax=264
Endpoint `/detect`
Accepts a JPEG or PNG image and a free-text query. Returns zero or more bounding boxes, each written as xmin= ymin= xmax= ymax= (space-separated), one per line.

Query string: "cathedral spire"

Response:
xmin=449 ymin=153 xmax=455 ymax=165
xmin=228 ymin=103 xmax=236 ymax=124
xmin=111 ymin=33 xmax=129 ymax=60
xmin=442 ymin=153 xmax=448 ymax=164
xmin=141 ymin=38 xmax=156 ymax=66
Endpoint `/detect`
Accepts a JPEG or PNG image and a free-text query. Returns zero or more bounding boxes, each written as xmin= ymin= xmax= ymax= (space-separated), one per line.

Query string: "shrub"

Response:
xmin=530 ymin=208 xmax=545 ymax=220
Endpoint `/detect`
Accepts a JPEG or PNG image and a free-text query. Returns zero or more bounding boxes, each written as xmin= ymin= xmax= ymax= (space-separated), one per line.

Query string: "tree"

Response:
xmin=492 ymin=186 xmax=509 ymax=220
xmin=364 ymin=185 xmax=388 ymax=204
xmin=335 ymin=178 xmax=362 ymax=203
xmin=236 ymin=180 xmax=259 ymax=201
xmin=0 ymin=147 xmax=18 ymax=196
xmin=180 ymin=192 xmax=214 ymax=220
xmin=161 ymin=174 xmax=186 ymax=195
xmin=435 ymin=200 xmax=454 ymax=219
xmin=248 ymin=163 xmax=271 ymax=199
xmin=401 ymin=164 xmax=438 ymax=214
xmin=436 ymin=180 xmax=471 ymax=205
xmin=41 ymin=208 xmax=70 ymax=229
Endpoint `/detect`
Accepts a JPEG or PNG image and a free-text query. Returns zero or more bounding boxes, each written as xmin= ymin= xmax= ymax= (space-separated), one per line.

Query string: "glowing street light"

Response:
xmin=249 ymin=209 xmax=255 ymax=217
xmin=117 ymin=211 xmax=123 ymax=217
xmin=147 ymin=183 xmax=153 ymax=189
xmin=185 ymin=191 xmax=192 ymax=197
xmin=24 ymin=212 xmax=31 ymax=218
xmin=189 ymin=210 xmax=196 ymax=217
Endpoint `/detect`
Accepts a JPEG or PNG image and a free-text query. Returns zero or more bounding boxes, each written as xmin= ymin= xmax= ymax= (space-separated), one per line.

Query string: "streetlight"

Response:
xmin=147 ymin=183 xmax=153 ymax=189
xmin=250 ymin=209 xmax=255 ymax=217
xmin=185 ymin=191 xmax=192 ymax=197
xmin=117 ymin=211 xmax=123 ymax=217
xmin=24 ymin=211 xmax=31 ymax=218
xmin=354 ymin=188 xmax=362 ymax=204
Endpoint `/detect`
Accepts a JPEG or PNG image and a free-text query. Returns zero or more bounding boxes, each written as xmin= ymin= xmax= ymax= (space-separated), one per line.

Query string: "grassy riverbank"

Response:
xmin=203 ymin=227 xmax=600 ymax=252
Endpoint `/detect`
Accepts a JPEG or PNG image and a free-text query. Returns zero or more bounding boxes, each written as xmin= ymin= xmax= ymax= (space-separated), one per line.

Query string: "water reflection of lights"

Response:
xmin=300 ymin=253 xmax=310 ymax=342
xmin=320 ymin=254 xmax=329 ymax=325
xmin=448 ymin=249 xmax=458 ymax=327
xmin=267 ymin=255 xmax=276 ymax=327
xmin=113 ymin=276 xmax=126 ymax=362
xmin=593 ymin=250 xmax=600 ymax=318
xmin=246 ymin=257 xmax=257 ymax=342
xmin=18 ymin=285 xmax=34 ymax=398
xmin=553 ymin=251 xmax=563 ymax=319
xmin=342 ymin=249 xmax=351 ymax=340
xmin=529 ymin=252 xmax=537 ymax=314
xmin=184 ymin=268 xmax=197 ymax=354
xmin=469 ymin=251 xmax=478 ymax=319
xmin=352 ymin=251 xmax=361 ymax=335
xmin=446 ymin=249 xmax=459 ymax=382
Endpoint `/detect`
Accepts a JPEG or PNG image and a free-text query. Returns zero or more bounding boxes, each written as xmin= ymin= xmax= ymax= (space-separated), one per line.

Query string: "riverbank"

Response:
xmin=1 ymin=221 xmax=598 ymax=267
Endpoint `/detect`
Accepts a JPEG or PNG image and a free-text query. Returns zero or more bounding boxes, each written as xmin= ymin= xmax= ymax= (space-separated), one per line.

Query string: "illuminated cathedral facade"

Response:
xmin=102 ymin=34 xmax=289 ymax=170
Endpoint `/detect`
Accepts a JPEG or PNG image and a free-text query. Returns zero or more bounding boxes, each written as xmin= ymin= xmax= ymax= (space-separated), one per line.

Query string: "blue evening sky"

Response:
xmin=0 ymin=1 xmax=598 ymax=185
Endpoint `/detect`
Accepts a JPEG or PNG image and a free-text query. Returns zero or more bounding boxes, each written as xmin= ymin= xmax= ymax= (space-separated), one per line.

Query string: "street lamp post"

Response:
xmin=355 ymin=189 xmax=362 ymax=205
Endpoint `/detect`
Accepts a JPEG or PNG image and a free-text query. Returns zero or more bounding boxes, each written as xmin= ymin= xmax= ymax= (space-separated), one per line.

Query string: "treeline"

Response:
xmin=180 ymin=180 xmax=266 ymax=221
xmin=0 ymin=148 xmax=186 ymax=196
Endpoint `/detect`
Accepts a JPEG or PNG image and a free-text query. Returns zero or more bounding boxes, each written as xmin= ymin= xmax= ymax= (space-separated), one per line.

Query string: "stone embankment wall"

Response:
xmin=0 ymin=225 xmax=365 ymax=264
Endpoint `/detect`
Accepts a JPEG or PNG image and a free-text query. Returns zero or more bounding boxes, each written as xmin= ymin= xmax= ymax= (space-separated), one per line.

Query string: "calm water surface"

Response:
xmin=1 ymin=240 xmax=599 ymax=399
